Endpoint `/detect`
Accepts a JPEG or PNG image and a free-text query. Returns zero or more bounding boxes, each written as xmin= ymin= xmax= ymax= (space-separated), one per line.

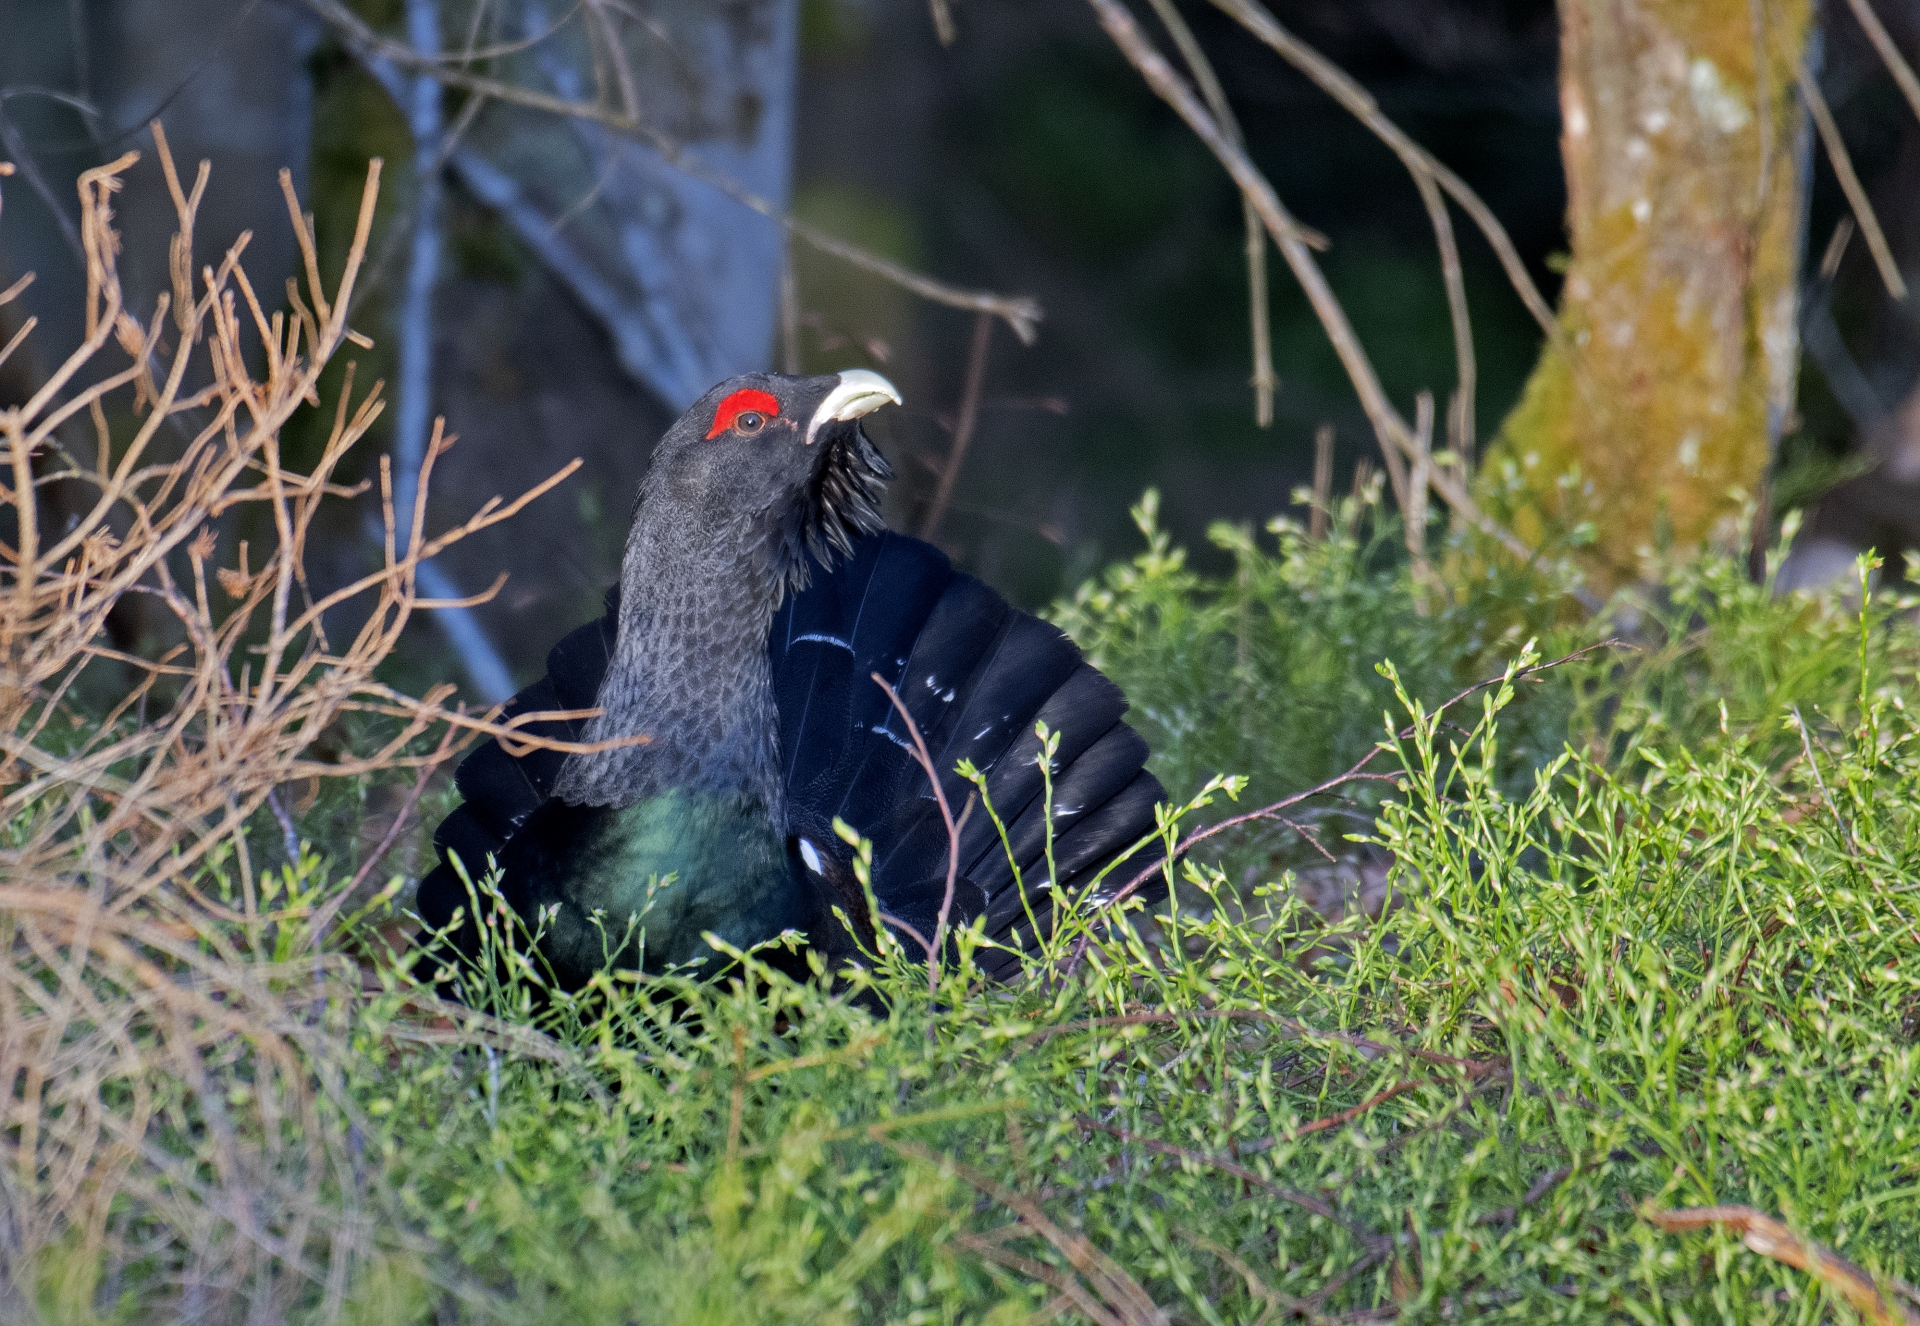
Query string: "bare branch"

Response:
xmin=1085 ymin=0 xmax=1533 ymax=565
xmin=1208 ymin=0 xmax=1557 ymax=338
xmin=1085 ymin=639 xmax=1623 ymax=926
xmin=0 ymin=142 xmax=608 ymax=1280
xmin=1841 ymin=0 xmax=1920 ymax=128
xmin=301 ymin=0 xmax=1045 ymax=344
xmin=919 ymin=312 xmax=993 ymax=542
xmin=1796 ymin=56 xmax=1908 ymax=300
xmin=1142 ymin=0 xmax=1297 ymax=425
xmin=871 ymin=673 xmax=968 ymax=992
xmin=1075 ymin=1115 xmax=1374 ymax=1239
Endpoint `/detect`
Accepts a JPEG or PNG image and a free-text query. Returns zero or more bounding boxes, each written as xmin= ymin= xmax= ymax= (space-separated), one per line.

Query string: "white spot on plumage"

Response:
xmin=870 ymin=723 xmax=915 ymax=752
xmin=799 ymin=838 xmax=824 ymax=875
xmin=794 ymin=633 xmax=852 ymax=651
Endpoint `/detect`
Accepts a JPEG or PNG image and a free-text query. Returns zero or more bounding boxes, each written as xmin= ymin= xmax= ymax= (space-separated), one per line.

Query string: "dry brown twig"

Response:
xmin=1053 ymin=639 xmax=1622 ymax=982
xmin=1643 ymin=1205 xmax=1920 ymax=1326
xmin=918 ymin=311 xmax=994 ymax=544
xmin=1015 ymin=1005 xmax=1501 ymax=1078
xmin=888 ymin=1136 xmax=1170 ymax=1326
xmin=1308 ymin=423 xmax=1334 ymax=541
xmin=1140 ymin=0 xmax=1299 ymax=426
xmin=1794 ymin=55 xmax=1907 ymax=300
xmin=871 ymin=672 xmax=977 ymax=995
xmin=1843 ymin=0 xmax=1920 ymax=126
xmin=1074 ymin=1114 xmax=1368 ymax=1237
xmin=0 ymin=129 xmax=623 ymax=1309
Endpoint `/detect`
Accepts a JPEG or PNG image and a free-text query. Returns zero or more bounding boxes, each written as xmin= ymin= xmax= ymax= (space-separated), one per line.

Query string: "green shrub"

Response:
xmin=320 ymin=558 xmax=1919 ymax=1323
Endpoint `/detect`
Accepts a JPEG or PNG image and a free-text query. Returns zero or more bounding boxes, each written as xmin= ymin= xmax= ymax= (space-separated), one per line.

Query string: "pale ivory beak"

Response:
xmin=805 ymin=369 xmax=902 ymax=445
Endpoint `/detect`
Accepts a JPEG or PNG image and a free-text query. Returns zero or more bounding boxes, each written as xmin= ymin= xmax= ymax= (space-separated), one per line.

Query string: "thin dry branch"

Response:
xmin=1076 ymin=639 xmax=1621 ymax=955
xmin=1643 ymin=1205 xmax=1920 ymax=1326
xmin=1796 ymin=55 xmax=1908 ymax=300
xmin=1074 ymin=1114 xmax=1373 ymax=1238
xmin=918 ymin=312 xmax=993 ymax=542
xmin=1208 ymin=0 xmax=1555 ymax=337
xmin=1211 ymin=0 xmax=1531 ymax=458
xmin=1841 ymin=0 xmax=1920 ymax=128
xmin=0 ymin=134 xmax=609 ymax=1292
xmin=1308 ymin=424 xmax=1333 ymax=540
xmin=1084 ymin=0 xmax=1532 ymax=565
xmin=1142 ymin=0 xmax=1301 ymax=425
xmin=888 ymin=1137 xmax=1169 ymax=1326
xmin=1016 ymin=1006 xmax=1502 ymax=1076
xmin=872 ymin=673 xmax=973 ymax=992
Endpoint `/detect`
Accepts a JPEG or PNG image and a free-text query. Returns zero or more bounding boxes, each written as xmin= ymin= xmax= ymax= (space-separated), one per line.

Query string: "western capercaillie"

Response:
xmin=416 ymin=370 xmax=1165 ymax=990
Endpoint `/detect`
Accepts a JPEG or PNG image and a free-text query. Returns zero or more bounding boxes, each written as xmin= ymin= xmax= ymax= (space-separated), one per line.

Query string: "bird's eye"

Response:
xmin=735 ymin=411 xmax=766 ymax=434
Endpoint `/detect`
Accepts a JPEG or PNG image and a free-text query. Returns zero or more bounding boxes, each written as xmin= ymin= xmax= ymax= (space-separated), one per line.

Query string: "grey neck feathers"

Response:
xmin=552 ymin=494 xmax=787 ymax=822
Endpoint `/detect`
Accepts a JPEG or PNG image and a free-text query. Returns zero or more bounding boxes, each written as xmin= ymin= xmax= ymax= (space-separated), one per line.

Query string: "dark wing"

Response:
xmin=414 ymin=594 xmax=618 ymax=951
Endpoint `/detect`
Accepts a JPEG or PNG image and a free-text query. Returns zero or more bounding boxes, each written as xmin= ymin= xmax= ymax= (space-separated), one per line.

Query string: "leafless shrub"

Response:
xmin=0 ymin=129 xmax=603 ymax=1315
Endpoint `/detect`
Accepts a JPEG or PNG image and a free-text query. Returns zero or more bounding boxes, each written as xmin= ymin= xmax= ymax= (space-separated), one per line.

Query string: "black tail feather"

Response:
xmin=543 ymin=593 xmax=620 ymax=710
xmin=988 ymin=724 xmax=1152 ymax=887
xmin=953 ymin=663 xmax=1130 ymax=878
xmin=769 ymin=531 xmax=1165 ymax=958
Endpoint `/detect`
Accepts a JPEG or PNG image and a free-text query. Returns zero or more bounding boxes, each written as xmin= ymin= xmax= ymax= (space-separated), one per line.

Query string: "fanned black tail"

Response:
xmin=769 ymin=532 xmax=1166 ymax=979
xmin=416 ymin=531 xmax=1166 ymax=981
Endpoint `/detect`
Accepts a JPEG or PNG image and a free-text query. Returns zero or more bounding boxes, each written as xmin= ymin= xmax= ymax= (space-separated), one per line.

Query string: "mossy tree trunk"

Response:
xmin=1492 ymin=0 xmax=1813 ymax=589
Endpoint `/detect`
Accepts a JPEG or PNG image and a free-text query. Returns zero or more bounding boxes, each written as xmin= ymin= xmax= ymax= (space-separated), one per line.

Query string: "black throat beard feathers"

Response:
xmin=767 ymin=421 xmax=891 ymax=606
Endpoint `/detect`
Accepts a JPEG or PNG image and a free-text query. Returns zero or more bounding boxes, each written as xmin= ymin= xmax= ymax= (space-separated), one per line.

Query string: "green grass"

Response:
xmin=19 ymin=507 xmax=1920 ymax=1324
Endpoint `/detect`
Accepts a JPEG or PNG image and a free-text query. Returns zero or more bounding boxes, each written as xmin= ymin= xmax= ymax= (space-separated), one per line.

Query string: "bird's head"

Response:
xmin=639 ymin=369 xmax=899 ymax=600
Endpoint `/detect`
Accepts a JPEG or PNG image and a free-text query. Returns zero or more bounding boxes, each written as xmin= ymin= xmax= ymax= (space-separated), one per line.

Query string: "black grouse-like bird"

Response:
xmin=417 ymin=370 xmax=1165 ymax=988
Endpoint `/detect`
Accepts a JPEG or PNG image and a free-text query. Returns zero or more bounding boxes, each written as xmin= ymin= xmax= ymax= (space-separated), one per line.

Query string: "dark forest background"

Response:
xmin=1 ymin=0 xmax=1915 ymax=701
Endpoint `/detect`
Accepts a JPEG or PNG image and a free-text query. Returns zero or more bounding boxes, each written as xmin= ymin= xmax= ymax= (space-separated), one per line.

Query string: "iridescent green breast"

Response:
xmin=499 ymin=791 xmax=802 ymax=984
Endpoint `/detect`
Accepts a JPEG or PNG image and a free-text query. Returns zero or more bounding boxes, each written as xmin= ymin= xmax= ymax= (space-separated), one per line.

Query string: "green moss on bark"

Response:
xmin=1488 ymin=0 xmax=1812 ymax=589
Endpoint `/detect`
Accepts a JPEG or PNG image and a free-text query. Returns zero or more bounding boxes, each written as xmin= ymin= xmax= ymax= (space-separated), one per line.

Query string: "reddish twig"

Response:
xmin=1475 ymin=1165 xmax=1572 ymax=1227
xmin=1269 ymin=1078 xmax=1432 ymax=1146
xmin=1076 ymin=1115 xmax=1381 ymax=1244
xmin=1017 ymin=1007 xmax=1503 ymax=1077
xmin=872 ymin=673 xmax=969 ymax=992
xmin=919 ymin=310 xmax=993 ymax=543
xmin=951 ymin=1234 xmax=1131 ymax=1326
xmin=351 ymin=764 xmax=439 ymax=898
xmin=1278 ymin=815 xmax=1339 ymax=864
xmin=887 ymin=1137 xmax=1167 ymax=1325
xmin=304 ymin=738 xmax=453 ymax=948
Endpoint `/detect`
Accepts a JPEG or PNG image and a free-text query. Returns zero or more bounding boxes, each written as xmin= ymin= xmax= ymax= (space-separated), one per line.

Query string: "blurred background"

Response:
xmin=0 ymin=0 xmax=1915 ymax=702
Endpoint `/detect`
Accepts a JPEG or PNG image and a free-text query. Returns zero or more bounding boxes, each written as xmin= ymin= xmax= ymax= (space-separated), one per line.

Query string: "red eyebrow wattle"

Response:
xmin=706 ymin=388 xmax=781 ymax=439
